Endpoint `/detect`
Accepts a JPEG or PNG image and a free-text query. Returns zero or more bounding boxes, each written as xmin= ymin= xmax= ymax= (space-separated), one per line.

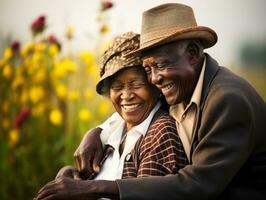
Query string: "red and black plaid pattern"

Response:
xmin=122 ymin=109 xmax=188 ymax=178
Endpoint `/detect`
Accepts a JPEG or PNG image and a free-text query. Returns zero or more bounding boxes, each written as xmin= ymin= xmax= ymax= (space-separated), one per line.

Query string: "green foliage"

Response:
xmin=239 ymin=42 xmax=266 ymax=67
xmin=0 ymin=1 xmax=114 ymax=199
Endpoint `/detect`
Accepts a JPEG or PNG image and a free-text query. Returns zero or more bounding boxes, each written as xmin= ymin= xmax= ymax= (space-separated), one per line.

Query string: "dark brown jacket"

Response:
xmin=116 ymin=54 xmax=266 ymax=200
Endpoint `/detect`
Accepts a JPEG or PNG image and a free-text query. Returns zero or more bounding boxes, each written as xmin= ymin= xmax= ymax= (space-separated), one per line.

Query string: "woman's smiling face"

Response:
xmin=109 ymin=66 xmax=159 ymax=129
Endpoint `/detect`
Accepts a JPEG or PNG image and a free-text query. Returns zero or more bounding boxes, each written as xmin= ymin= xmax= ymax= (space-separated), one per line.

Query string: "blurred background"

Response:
xmin=0 ymin=0 xmax=265 ymax=199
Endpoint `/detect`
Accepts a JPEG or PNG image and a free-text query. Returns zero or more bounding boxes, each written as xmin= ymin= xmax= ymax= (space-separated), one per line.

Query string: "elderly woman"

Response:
xmin=35 ymin=32 xmax=187 ymax=200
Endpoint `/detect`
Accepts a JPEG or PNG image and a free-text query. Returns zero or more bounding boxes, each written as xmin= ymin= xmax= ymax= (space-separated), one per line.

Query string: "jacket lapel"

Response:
xmin=189 ymin=53 xmax=220 ymax=161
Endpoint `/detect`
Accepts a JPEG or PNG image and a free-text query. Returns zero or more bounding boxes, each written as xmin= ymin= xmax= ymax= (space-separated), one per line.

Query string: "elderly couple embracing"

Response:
xmin=35 ymin=3 xmax=266 ymax=200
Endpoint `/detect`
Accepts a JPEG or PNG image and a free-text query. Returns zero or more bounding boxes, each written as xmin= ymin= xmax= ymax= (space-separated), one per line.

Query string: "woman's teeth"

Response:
xmin=122 ymin=104 xmax=140 ymax=112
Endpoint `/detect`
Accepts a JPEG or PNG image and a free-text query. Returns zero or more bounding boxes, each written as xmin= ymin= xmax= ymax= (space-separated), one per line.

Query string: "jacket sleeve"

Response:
xmin=116 ymin=89 xmax=254 ymax=200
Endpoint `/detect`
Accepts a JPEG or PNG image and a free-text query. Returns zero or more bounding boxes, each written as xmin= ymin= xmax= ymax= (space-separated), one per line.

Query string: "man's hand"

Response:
xmin=34 ymin=177 xmax=98 ymax=200
xmin=74 ymin=127 xmax=103 ymax=179
xmin=55 ymin=165 xmax=82 ymax=180
xmin=34 ymin=178 xmax=120 ymax=200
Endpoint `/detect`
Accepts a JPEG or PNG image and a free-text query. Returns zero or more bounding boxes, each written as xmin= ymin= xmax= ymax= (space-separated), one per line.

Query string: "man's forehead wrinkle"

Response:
xmin=143 ymin=57 xmax=157 ymax=67
xmin=141 ymin=43 xmax=182 ymax=68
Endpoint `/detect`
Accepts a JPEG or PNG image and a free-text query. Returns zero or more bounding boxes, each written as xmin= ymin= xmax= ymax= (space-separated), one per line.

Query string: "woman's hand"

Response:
xmin=74 ymin=127 xmax=104 ymax=179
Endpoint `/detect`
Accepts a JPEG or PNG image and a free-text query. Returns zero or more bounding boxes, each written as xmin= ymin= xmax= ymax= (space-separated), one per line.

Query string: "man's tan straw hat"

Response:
xmin=128 ymin=3 xmax=218 ymax=56
xmin=96 ymin=32 xmax=142 ymax=95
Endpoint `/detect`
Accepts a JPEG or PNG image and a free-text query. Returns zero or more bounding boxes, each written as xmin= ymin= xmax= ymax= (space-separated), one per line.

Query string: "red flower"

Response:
xmin=31 ymin=15 xmax=46 ymax=36
xmin=47 ymin=34 xmax=61 ymax=50
xmin=101 ymin=1 xmax=113 ymax=11
xmin=15 ymin=108 xmax=31 ymax=128
xmin=47 ymin=34 xmax=57 ymax=43
xmin=10 ymin=40 xmax=21 ymax=52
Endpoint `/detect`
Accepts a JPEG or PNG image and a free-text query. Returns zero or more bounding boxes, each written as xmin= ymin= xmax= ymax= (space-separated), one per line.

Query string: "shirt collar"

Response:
xmin=190 ymin=55 xmax=206 ymax=107
xmin=106 ymin=101 xmax=161 ymax=148
xmin=170 ymin=55 xmax=206 ymax=117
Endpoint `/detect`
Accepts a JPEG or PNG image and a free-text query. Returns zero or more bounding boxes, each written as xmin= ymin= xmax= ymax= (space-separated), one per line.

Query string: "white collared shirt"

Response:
xmin=170 ymin=56 xmax=206 ymax=159
xmin=95 ymin=102 xmax=161 ymax=180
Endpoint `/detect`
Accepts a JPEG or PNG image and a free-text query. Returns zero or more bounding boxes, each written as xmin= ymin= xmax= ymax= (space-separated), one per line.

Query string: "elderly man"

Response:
xmin=112 ymin=4 xmax=266 ymax=200
xmin=37 ymin=3 xmax=266 ymax=200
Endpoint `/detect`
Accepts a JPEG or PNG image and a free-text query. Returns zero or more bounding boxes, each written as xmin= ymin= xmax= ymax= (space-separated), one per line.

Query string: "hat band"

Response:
xmin=139 ymin=26 xmax=218 ymax=50
xmin=140 ymin=26 xmax=196 ymax=47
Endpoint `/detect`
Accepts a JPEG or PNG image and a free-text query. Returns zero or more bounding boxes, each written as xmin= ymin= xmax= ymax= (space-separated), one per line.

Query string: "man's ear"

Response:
xmin=186 ymin=40 xmax=203 ymax=65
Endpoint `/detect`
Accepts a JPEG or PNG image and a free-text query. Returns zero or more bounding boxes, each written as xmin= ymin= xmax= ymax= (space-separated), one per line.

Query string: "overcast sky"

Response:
xmin=0 ymin=0 xmax=265 ymax=66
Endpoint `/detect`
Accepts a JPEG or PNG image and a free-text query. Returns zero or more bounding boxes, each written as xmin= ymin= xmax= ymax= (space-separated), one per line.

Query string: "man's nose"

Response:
xmin=151 ymin=70 xmax=163 ymax=85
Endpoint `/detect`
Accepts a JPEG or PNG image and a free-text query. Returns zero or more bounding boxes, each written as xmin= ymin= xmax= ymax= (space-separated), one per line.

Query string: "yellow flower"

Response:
xmin=21 ymin=42 xmax=34 ymax=57
xmin=63 ymin=59 xmax=77 ymax=73
xmin=31 ymin=52 xmax=43 ymax=66
xmin=9 ymin=128 xmax=19 ymax=146
xmin=33 ymin=69 xmax=46 ymax=83
xmin=25 ymin=62 xmax=35 ymax=76
xmin=78 ymin=51 xmax=96 ymax=66
xmin=48 ymin=44 xmax=59 ymax=57
xmin=23 ymin=57 xmax=32 ymax=68
xmin=2 ymin=118 xmax=10 ymax=129
xmin=84 ymin=88 xmax=94 ymax=100
xmin=3 ymin=48 xmax=13 ymax=61
xmin=87 ymin=64 xmax=100 ymax=81
xmin=35 ymin=42 xmax=46 ymax=52
xmin=20 ymin=90 xmax=29 ymax=104
xmin=2 ymin=64 xmax=12 ymax=79
xmin=12 ymin=76 xmax=24 ymax=89
xmin=32 ymin=103 xmax=46 ymax=116
xmin=65 ymin=25 xmax=74 ymax=40
xmin=55 ymin=83 xmax=68 ymax=99
xmin=29 ymin=86 xmax=45 ymax=103
xmin=100 ymin=24 xmax=110 ymax=34
xmin=52 ymin=62 xmax=66 ymax=78
xmin=53 ymin=59 xmax=77 ymax=78
xmin=68 ymin=90 xmax=80 ymax=101
xmin=49 ymin=108 xmax=63 ymax=126
xmin=78 ymin=108 xmax=92 ymax=122
xmin=98 ymin=100 xmax=111 ymax=117
xmin=15 ymin=66 xmax=23 ymax=76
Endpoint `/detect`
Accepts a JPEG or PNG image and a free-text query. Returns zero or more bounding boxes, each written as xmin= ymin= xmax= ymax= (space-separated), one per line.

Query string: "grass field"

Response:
xmin=232 ymin=67 xmax=266 ymax=101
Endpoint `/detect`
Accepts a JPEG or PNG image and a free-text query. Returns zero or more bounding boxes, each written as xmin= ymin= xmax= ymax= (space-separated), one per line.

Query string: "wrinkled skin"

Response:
xmin=34 ymin=176 xmax=119 ymax=200
xmin=73 ymin=127 xmax=103 ymax=178
xmin=55 ymin=165 xmax=82 ymax=180
xmin=142 ymin=40 xmax=203 ymax=106
xmin=34 ymin=177 xmax=97 ymax=200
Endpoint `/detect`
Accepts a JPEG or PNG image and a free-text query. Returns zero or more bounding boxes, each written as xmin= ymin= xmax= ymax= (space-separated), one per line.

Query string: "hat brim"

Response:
xmin=127 ymin=26 xmax=217 ymax=57
xmin=96 ymin=63 xmax=141 ymax=95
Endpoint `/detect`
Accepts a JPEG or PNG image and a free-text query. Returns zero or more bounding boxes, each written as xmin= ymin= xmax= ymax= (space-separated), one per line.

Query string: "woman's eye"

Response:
xmin=131 ymin=80 xmax=146 ymax=88
xmin=111 ymin=84 xmax=123 ymax=90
